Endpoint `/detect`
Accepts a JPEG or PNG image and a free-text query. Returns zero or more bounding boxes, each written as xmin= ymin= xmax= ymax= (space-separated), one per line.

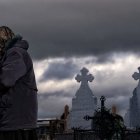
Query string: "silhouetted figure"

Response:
xmin=0 ymin=26 xmax=38 ymax=140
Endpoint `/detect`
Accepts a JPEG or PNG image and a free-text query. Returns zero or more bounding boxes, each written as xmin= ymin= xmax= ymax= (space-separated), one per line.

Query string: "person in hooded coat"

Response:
xmin=0 ymin=26 xmax=38 ymax=140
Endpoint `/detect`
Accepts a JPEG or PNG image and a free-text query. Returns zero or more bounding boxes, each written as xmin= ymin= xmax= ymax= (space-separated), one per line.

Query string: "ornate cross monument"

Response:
xmin=69 ymin=67 xmax=97 ymax=129
xmin=132 ymin=67 xmax=140 ymax=105
xmin=129 ymin=67 xmax=140 ymax=127
xmin=132 ymin=67 xmax=140 ymax=86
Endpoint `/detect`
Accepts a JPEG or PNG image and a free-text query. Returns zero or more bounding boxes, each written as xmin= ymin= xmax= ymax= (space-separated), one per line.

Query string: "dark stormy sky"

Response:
xmin=1 ymin=0 xmax=140 ymax=118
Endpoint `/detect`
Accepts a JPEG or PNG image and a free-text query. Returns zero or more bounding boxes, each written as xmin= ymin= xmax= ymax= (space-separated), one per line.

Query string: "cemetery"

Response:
xmin=37 ymin=67 xmax=140 ymax=140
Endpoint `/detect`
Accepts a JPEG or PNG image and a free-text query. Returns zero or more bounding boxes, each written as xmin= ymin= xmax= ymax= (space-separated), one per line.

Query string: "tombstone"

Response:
xmin=69 ymin=67 xmax=97 ymax=129
xmin=129 ymin=67 xmax=140 ymax=127
xmin=132 ymin=67 xmax=140 ymax=105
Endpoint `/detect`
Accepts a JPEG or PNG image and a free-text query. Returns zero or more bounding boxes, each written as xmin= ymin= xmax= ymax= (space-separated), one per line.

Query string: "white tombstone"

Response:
xmin=132 ymin=67 xmax=140 ymax=108
xmin=69 ymin=67 xmax=97 ymax=129
xmin=128 ymin=67 xmax=140 ymax=127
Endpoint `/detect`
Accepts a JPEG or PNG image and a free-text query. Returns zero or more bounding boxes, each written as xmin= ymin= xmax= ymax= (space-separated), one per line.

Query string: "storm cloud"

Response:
xmin=1 ymin=0 xmax=140 ymax=59
xmin=1 ymin=0 xmax=140 ymax=119
xmin=40 ymin=60 xmax=79 ymax=81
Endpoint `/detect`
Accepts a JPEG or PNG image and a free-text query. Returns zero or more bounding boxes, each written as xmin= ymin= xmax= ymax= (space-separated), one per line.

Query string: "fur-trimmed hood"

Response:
xmin=5 ymin=35 xmax=29 ymax=51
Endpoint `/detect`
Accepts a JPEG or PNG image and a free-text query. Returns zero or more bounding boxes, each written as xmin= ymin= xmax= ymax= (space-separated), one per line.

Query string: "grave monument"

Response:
xmin=69 ymin=67 xmax=97 ymax=129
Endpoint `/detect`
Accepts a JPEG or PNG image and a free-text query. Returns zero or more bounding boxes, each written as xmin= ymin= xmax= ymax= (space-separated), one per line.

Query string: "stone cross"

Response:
xmin=132 ymin=67 xmax=140 ymax=85
xmin=75 ymin=67 xmax=94 ymax=86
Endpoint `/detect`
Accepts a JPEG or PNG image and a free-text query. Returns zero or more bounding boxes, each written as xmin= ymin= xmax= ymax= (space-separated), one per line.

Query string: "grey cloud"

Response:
xmin=95 ymin=86 xmax=132 ymax=99
xmin=38 ymin=91 xmax=74 ymax=99
xmin=40 ymin=60 xmax=79 ymax=81
xmin=105 ymin=96 xmax=130 ymax=116
xmin=1 ymin=0 xmax=140 ymax=60
xmin=38 ymin=91 xmax=73 ymax=118
xmin=92 ymin=83 xmax=132 ymax=116
xmin=93 ymin=70 xmax=134 ymax=98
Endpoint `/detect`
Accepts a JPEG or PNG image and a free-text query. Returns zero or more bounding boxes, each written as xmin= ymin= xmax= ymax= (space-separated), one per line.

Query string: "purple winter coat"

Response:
xmin=0 ymin=36 xmax=38 ymax=130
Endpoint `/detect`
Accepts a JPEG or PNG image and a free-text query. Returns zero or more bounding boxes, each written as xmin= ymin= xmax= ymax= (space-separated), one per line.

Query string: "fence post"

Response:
xmin=73 ymin=129 xmax=76 ymax=140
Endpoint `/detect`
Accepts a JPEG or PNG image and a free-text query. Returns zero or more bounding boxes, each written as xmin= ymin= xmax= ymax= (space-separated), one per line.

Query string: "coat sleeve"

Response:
xmin=0 ymin=50 xmax=27 ymax=90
